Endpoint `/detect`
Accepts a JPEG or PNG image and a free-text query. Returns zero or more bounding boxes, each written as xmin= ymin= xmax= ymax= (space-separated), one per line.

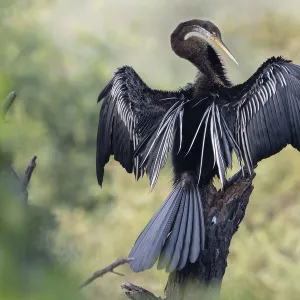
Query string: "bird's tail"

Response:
xmin=129 ymin=181 xmax=205 ymax=273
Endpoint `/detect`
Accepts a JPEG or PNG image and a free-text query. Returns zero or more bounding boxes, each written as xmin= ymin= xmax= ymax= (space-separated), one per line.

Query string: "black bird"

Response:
xmin=96 ymin=19 xmax=300 ymax=273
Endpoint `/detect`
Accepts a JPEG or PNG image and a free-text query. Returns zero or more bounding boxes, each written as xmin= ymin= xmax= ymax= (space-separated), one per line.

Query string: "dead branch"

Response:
xmin=121 ymin=282 xmax=163 ymax=300
xmin=22 ymin=156 xmax=37 ymax=204
xmin=80 ymin=257 xmax=133 ymax=289
xmin=2 ymin=91 xmax=17 ymax=116
xmin=121 ymin=171 xmax=255 ymax=300
xmin=1 ymin=92 xmax=37 ymax=205
xmin=23 ymin=155 xmax=37 ymax=189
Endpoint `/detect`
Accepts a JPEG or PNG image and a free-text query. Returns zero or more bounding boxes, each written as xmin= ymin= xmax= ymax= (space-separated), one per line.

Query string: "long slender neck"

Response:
xmin=194 ymin=44 xmax=232 ymax=90
xmin=171 ymin=33 xmax=232 ymax=90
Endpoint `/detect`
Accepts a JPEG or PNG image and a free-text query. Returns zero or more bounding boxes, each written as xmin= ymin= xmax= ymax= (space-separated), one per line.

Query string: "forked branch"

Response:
xmin=1 ymin=92 xmax=37 ymax=205
xmin=80 ymin=257 xmax=133 ymax=289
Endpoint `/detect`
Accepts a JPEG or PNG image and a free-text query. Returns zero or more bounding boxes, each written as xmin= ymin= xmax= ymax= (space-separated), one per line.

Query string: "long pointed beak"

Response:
xmin=213 ymin=38 xmax=239 ymax=65
xmin=188 ymin=25 xmax=239 ymax=65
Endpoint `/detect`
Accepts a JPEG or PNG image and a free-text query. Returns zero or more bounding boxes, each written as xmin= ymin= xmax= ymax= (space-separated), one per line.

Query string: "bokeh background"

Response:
xmin=2 ymin=0 xmax=300 ymax=299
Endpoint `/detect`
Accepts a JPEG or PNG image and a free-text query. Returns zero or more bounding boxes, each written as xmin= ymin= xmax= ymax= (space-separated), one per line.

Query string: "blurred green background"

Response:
xmin=2 ymin=0 xmax=300 ymax=299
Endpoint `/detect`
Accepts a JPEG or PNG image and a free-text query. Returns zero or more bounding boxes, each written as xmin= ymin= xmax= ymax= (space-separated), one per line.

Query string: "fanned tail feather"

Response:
xmin=129 ymin=180 xmax=204 ymax=273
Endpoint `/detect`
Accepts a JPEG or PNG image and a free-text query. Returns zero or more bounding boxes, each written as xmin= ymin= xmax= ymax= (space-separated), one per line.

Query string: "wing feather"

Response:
xmin=97 ymin=66 xmax=191 ymax=187
xmin=223 ymin=57 xmax=300 ymax=169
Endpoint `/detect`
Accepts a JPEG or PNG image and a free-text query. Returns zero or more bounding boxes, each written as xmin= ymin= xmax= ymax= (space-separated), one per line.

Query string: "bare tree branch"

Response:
xmin=121 ymin=172 xmax=255 ymax=300
xmin=2 ymin=91 xmax=17 ymax=116
xmin=121 ymin=282 xmax=163 ymax=300
xmin=1 ymin=91 xmax=37 ymax=205
xmin=80 ymin=257 xmax=133 ymax=289
xmin=23 ymin=155 xmax=37 ymax=190
xmin=22 ymin=156 xmax=37 ymax=205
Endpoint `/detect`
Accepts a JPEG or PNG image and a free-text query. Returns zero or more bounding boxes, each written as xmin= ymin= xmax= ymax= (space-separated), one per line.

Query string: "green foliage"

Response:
xmin=0 ymin=196 xmax=83 ymax=300
xmin=2 ymin=1 xmax=300 ymax=299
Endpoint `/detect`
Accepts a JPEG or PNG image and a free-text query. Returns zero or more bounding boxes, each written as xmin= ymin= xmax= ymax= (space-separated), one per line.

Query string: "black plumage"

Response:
xmin=96 ymin=19 xmax=300 ymax=272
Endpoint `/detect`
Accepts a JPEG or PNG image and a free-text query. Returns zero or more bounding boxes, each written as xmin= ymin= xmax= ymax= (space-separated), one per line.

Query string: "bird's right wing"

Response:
xmin=97 ymin=66 xmax=192 ymax=188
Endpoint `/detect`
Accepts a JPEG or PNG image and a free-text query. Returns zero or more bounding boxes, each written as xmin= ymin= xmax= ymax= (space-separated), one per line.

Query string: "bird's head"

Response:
xmin=171 ymin=19 xmax=238 ymax=65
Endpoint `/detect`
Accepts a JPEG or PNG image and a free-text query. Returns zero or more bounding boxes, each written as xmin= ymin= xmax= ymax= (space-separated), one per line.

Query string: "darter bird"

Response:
xmin=96 ymin=19 xmax=300 ymax=272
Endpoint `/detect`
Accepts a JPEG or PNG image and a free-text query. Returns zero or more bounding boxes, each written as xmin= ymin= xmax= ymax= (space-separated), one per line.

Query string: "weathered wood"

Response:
xmin=122 ymin=172 xmax=255 ymax=300
xmin=165 ymin=173 xmax=254 ymax=299
xmin=121 ymin=282 xmax=164 ymax=300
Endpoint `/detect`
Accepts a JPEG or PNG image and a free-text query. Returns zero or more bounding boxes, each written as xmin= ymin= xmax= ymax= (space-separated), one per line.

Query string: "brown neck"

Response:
xmin=171 ymin=30 xmax=231 ymax=89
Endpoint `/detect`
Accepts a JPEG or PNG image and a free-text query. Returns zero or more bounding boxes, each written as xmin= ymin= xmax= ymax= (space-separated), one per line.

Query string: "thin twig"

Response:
xmin=23 ymin=156 xmax=37 ymax=190
xmin=22 ymin=156 xmax=37 ymax=205
xmin=3 ymin=91 xmax=17 ymax=116
xmin=80 ymin=257 xmax=133 ymax=289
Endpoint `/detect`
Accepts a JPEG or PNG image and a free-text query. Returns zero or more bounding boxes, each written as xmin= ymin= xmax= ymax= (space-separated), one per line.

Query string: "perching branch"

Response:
xmin=80 ymin=257 xmax=133 ymax=289
xmin=122 ymin=171 xmax=255 ymax=300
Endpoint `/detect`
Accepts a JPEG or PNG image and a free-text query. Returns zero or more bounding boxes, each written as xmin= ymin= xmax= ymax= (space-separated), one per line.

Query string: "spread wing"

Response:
xmin=97 ymin=66 xmax=192 ymax=188
xmin=222 ymin=56 xmax=300 ymax=171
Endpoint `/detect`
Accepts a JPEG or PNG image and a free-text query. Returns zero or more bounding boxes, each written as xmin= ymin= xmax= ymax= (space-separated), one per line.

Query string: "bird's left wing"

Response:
xmin=97 ymin=66 xmax=191 ymax=188
xmin=221 ymin=56 xmax=300 ymax=172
